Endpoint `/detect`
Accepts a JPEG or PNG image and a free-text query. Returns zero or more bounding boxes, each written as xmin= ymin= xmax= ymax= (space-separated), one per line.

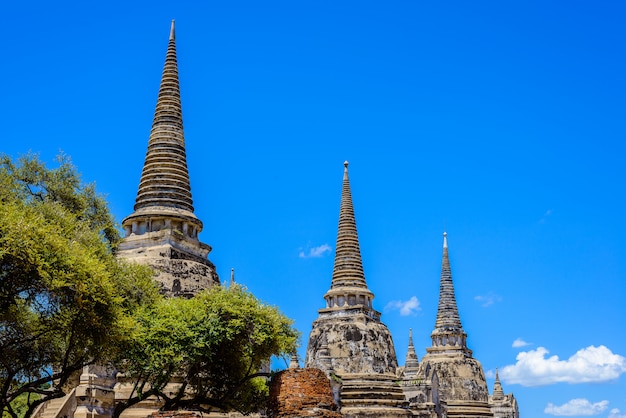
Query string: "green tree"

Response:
xmin=114 ymin=284 xmax=299 ymax=417
xmin=0 ymin=154 xmax=158 ymax=418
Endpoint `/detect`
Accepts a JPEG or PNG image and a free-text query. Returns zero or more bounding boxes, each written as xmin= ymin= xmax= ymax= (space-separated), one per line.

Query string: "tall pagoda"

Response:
xmin=417 ymin=233 xmax=493 ymax=418
xmin=304 ymin=162 xmax=409 ymax=417
xmin=117 ymin=21 xmax=219 ymax=296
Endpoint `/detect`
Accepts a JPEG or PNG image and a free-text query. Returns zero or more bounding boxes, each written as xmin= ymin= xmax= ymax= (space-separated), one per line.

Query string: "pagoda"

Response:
xmin=417 ymin=233 xmax=493 ymax=418
xmin=304 ymin=162 xmax=409 ymax=417
xmin=117 ymin=21 xmax=219 ymax=296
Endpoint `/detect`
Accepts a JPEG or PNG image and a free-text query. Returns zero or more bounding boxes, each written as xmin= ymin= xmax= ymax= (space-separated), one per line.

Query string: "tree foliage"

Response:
xmin=114 ymin=284 xmax=299 ymax=417
xmin=0 ymin=153 xmax=300 ymax=418
xmin=0 ymin=154 xmax=158 ymax=418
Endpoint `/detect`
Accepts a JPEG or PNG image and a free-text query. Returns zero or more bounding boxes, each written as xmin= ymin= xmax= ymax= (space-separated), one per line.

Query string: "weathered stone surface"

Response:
xmin=338 ymin=373 xmax=411 ymax=418
xmin=150 ymin=412 xmax=201 ymax=418
xmin=117 ymin=235 xmax=219 ymax=297
xmin=419 ymin=355 xmax=489 ymax=403
xmin=117 ymin=19 xmax=219 ymax=298
xmin=268 ymin=368 xmax=341 ymax=418
xmin=306 ymin=311 xmax=398 ymax=375
xmin=304 ymin=163 xmax=413 ymax=418
xmin=74 ymin=365 xmax=116 ymax=418
xmin=489 ymin=371 xmax=519 ymax=418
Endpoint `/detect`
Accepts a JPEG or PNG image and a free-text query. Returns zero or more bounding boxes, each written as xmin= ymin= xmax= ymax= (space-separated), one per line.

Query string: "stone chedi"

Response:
xmin=489 ymin=370 xmax=519 ymax=418
xmin=73 ymin=22 xmax=221 ymax=418
xmin=415 ymin=233 xmax=493 ymax=418
xmin=305 ymin=162 xmax=409 ymax=417
xmin=117 ymin=21 xmax=219 ymax=296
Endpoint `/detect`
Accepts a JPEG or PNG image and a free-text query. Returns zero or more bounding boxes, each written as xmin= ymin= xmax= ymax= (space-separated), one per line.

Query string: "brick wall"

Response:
xmin=268 ymin=368 xmax=342 ymax=418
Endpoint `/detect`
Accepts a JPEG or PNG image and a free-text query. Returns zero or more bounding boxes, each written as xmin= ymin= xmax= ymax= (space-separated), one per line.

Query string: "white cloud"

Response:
xmin=385 ymin=296 xmax=421 ymax=316
xmin=298 ymin=243 xmax=332 ymax=258
xmin=474 ymin=292 xmax=502 ymax=307
xmin=500 ymin=345 xmax=626 ymax=386
xmin=609 ymin=408 xmax=626 ymax=418
xmin=512 ymin=338 xmax=531 ymax=348
xmin=540 ymin=209 xmax=554 ymax=223
xmin=544 ymin=399 xmax=609 ymax=416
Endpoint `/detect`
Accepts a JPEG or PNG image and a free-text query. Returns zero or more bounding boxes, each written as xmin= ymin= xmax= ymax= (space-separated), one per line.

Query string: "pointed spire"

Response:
xmin=493 ymin=368 xmax=504 ymax=400
xmin=404 ymin=328 xmax=419 ymax=376
xmin=434 ymin=232 xmax=462 ymax=330
xmin=330 ymin=161 xmax=367 ymax=289
xmin=169 ymin=19 xmax=175 ymax=41
xmin=429 ymin=232 xmax=471 ymax=355
xmin=133 ymin=20 xmax=194 ymax=213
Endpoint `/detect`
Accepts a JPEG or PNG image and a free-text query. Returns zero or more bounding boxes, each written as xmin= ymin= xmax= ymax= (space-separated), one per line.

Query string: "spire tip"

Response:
xmin=443 ymin=231 xmax=448 ymax=249
xmin=170 ymin=20 xmax=176 ymax=41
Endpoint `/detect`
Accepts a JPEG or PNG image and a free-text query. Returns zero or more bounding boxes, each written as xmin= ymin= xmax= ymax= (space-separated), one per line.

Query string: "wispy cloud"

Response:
xmin=500 ymin=345 xmax=626 ymax=386
xmin=540 ymin=209 xmax=553 ymax=224
xmin=609 ymin=408 xmax=626 ymax=418
xmin=512 ymin=338 xmax=531 ymax=348
xmin=385 ymin=296 xmax=421 ymax=316
xmin=544 ymin=399 xmax=609 ymax=416
xmin=298 ymin=243 xmax=332 ymax=258
xmin=474 ymin=292 xmax=502 ymax=307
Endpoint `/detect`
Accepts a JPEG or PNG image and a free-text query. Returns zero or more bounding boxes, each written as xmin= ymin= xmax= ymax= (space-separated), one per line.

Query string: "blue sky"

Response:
xmin=2 ymin=1 xmax=625 ymax=417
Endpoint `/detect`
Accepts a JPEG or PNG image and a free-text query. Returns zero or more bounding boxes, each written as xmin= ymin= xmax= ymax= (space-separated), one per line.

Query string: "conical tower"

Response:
xmin=418 ymin=233 xmax=492 ymax=417
xmin=492 ymin=369 xmax=504 ymax=401
xmin=428 ymin=232 xmax=471 ymax=356
xmin=322 ymin=161 xmax=375 ymax=311
xmin=305 ymin=162 xmax=395 ymax=374
xmin=118 ymin=21 xmax=219 ymax=296
xmin=489 ymin=369 xmax=520 ymax=418
xmin=305 ymin=162 xmax=409 ymax=417
xmin=404 ymin=329 xmax=419 ymax=377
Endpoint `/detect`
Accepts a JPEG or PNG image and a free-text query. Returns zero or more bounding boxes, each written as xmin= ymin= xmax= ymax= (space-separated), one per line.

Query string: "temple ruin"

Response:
xmin=30 ymin=22 xmax=519 ymax=418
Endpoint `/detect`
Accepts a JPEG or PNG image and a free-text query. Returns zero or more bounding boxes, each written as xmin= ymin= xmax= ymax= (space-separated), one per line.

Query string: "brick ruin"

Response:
xmin=268 ymin=368 xmax=342 ymax=418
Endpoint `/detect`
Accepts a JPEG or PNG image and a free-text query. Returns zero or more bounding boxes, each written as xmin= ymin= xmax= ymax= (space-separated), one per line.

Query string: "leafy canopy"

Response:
xmin=0 ymin=154 xmax=158 ymax=418
xmin=116 ymin=284 xmax=299 ymax=416
xmin=0 ymin=153 xmax=300 ymax=418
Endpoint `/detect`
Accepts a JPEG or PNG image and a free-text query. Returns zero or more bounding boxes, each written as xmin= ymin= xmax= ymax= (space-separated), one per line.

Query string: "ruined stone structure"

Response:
xmin=303 ymin=164 xmax=520 ymax=417
xmin=489 ymin=371 xmax=519 ymax=418
xmin=33 ymin=21 xmax=222 ymax=418
xmin=397 ymin=233 xmax=519 ymax=418
xmin=32 ymin=21 xmax=521 ymax=418
xmin=116 ymin=20 xmax=220 ymax=297
xmin=268 ymin=368 xmax=342 ymax=418
xmin=406 ymin=233 xmax=493 ymax=417
xmin=304 ymin=162 xmax=410 ymax=418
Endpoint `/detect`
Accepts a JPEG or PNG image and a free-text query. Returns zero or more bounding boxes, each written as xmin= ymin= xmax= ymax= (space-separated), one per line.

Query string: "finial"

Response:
xmin=170 ymin=20 xmax=176 ymax=41
xmin=344 ymin=160 xmax=349 ymax=168
xmin=443 ymin=231 xmax=448 ymax=249
xmin=409 ymin=328 xmax=413 ymax=339
xmin=230 ymin=268 xmax=235 ymax=286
